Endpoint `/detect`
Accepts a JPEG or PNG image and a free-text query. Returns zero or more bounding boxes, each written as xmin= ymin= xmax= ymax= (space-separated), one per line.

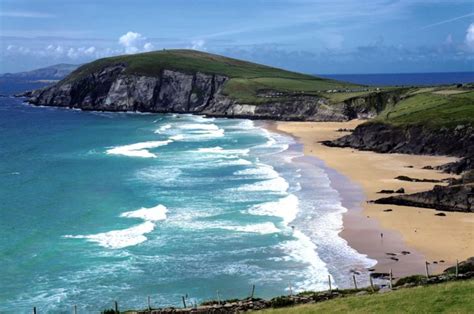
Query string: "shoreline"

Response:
xmin=267 ymin=120 xmax=474 ymax=278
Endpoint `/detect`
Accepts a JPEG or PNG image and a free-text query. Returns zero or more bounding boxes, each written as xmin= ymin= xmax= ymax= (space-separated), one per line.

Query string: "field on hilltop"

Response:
xmin=371 ymin=86 xmax=474 ymax=129
xmin=65 ymin=49 xmax=363 ymax=104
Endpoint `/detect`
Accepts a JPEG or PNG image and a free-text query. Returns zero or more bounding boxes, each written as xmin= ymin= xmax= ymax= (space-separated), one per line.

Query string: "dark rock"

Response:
xmin=386 ymin=253 xmax=397 ymax=256
xmin=22 ymin=63 xmax=409 ymax=121
xmin=395 ymin=188 xmax=405 ymax=193
xmin=370 ymin=272 xmax=390 ymax=279
xmin=423 ymin=165 xmax=434 ymax=170
xmin=401 ymin=251 xmax=411 ymax=255
xmin=378 ymin=190 xmax=395 ymax=194
xmin=383 ymin=209 xmax=393 ymax=212
xmin=375 ymin=184 xmax=474 ymax=213
xmin=437 ymin=156 xmax=473 ymax=174
xmin=395 ymin=176 xmax=441 ymax=183
xmin=390 ymin=257 xmax=399 ymax=261
xmin=323 ymin=123 xmax=474 ymax=161
xmin=435 ymin=213 xmax=447 ymax=216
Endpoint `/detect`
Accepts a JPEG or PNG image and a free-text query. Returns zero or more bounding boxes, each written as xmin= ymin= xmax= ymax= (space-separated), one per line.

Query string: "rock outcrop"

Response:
xmin=322 ymin=122 xmax=474 ymax=158
xmin=323 ymin=120 xmax=474 ymax=213
xmin=374 ymin=184 xmax=474 ymax=213
xmin=21 ymin=63 xmax=404 ymax=121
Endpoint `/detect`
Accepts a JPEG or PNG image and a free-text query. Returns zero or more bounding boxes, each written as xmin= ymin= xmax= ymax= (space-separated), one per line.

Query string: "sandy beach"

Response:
xmin=272 ymin=120 xmax=474 ymax=278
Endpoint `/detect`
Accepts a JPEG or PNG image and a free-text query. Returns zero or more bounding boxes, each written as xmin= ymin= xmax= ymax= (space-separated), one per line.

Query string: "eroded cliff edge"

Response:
xmin=21 ymin=63 xmax=404 ymax=121
xmin=322 ymin=86 xmax=474 ymax=212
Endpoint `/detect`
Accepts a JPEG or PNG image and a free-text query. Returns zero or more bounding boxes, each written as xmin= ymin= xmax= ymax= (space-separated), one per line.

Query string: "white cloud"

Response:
xmin=143 ymin=42 xmax=154 ymax=52
xmin=118 ymin=31 xmax=153 ymax=54
xmin=465 ymin=23 xmax=474 ymax=51
xmin=190 ymin=39 xmax=206 ymax=50
xmin=0 ymin=11 xmax=55 ymax=18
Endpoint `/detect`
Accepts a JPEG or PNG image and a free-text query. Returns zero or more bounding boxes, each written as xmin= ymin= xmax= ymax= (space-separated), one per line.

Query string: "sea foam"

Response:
xmin=248 ymin=194 xmax=299 ymax=225
xmin=154 ymin=124 xmax=172 ymax=134
xmin=219 ymin=222 xmax=280 ymax=235
xmin=64 ymin=204 xmax=168 ymax=249
xmin=106 ymin=140 xmax=172 ymax=158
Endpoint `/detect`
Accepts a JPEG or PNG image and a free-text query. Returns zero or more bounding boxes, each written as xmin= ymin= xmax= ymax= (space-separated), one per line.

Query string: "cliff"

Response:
xmin=324 ymin=88 xmax=474 ymax=212
xmin=323 ymin=122 xmax=474 ymax=158
xmin=21 ymin=50 xmax=404 ymax=121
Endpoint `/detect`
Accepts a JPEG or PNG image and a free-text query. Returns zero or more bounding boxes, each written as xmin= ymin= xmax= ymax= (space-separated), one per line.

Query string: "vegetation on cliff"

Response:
xmin=372 ymin=87 xmax=474 ymax=129
xmin=64 ymin=49 xmax=361 ymax=104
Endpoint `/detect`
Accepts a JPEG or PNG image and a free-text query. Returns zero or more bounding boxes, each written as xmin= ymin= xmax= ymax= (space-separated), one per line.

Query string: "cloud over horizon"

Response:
xmin=118 ymin=31 xmax=154 ymax=54
xmin=1 ymin=0 xmax=473 ymax=73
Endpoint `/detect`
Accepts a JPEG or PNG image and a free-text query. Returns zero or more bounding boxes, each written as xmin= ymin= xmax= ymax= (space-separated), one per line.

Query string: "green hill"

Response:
xmin=372 ymin=87 xmax=474 ymax=129
xmin=66 ymin=49 xmax=360 ymax=103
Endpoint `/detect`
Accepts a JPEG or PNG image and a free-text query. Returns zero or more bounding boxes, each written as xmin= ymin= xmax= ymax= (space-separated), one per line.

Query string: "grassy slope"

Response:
xmin=64 ymin=49 xmax=361 ymax=104
xmin=260 ymin=279 xmax=474 ymax=314
xmin=371 ymin=88 xmax=474 ymax=129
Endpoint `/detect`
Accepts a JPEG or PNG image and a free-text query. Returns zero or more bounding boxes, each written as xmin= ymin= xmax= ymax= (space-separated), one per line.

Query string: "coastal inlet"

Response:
xmin=0 ymin=96 xmax=374 ymax=312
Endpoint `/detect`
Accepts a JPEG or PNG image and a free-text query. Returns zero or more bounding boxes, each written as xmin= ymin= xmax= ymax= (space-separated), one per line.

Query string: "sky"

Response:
xmin=0 ymin=0 xmax=473 ymax=74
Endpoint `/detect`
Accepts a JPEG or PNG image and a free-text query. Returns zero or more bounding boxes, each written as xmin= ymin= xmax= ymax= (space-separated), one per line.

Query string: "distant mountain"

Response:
xmin=1 ymin=64 xmax=79 ymax=81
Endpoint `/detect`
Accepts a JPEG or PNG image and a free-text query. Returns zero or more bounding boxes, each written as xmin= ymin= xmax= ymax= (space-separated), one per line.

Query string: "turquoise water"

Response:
xmin=0 ymin=90 xmax=374 ymax=312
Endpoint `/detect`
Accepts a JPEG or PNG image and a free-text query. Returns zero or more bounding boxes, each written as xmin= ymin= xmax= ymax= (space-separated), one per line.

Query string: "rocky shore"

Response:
xmin=323 ymin=122 xmax=474 ymax=212
xmin=20 ymin=63 xmax=404 ymax=122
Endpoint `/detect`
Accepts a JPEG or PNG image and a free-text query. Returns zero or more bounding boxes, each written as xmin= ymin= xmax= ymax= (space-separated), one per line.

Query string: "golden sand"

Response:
xmin=273 ymin=120 xmax=474 ymax=276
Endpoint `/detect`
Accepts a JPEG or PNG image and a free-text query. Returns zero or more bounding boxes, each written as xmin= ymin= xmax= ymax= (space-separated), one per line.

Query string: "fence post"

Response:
xmin=369 ymin=275 xmax=375 ymax=292
xmin=425 ymin=261 xmax=430 ymax=279
xmin=389 ymin=269 xmax=393 ymax=289
xmin=182 ymin=296 xmax=187 ymax=309
xmin=251 ymin=284 xmax=255 ymax=299
xmin=289 ymin=282 xmax=293 ymax=296
xmin=147 ymin=296 xmax=151 ymax=310
xmin=352 ymin=275 xmax=358 ymax=290
xmin=114 ymin=301 xmax=118 ymax=313
xmin=217 ymin=290 xmax=221 ymax=305
xmin=33 ymin=307 xmax=37 ymax=314
xmin=73 ymin=304 xmax=77 ymax=314
xmin=328 ymin=275 xmax=332 ymax=293
xmin=455 ymin=259 xmax=459 ymax=278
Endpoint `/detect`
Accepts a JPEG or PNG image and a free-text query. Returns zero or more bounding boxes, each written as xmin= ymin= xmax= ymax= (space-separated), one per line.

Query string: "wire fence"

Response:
xmin=28 ymin=259 xmax=466 ymax=313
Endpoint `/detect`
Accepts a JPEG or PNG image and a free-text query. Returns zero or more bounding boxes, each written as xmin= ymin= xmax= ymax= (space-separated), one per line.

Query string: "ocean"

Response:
xmin=0 ymin=82 xmax=375 ymax=312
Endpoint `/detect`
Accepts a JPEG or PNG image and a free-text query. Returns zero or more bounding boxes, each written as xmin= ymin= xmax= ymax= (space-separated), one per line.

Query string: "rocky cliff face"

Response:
xmin=23 ymin=63 xmax=402 ymax=121
xmin=323 ymin=122 xmax=474 ymax=158
xmin=375 ymin=172 xmax=474 ymax=213
xmin=327 ymin=122 xmax=474 ymax=212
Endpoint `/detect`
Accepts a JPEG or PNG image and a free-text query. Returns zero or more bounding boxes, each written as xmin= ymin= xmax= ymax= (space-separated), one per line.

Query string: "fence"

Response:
xmin=29 ymin=259 xmax=464 ymax=313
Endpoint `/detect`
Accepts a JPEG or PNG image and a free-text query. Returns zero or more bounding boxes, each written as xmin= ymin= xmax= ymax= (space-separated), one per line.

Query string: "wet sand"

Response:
xmin=271 ymin=120 xmax=474 ymax=277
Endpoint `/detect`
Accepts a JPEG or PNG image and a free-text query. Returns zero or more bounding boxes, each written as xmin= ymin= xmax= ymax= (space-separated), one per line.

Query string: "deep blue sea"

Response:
xmin=320 ymin=71 xmax=474 ymax=86
xmin=0 ymin=82 xmax=375 ymax=312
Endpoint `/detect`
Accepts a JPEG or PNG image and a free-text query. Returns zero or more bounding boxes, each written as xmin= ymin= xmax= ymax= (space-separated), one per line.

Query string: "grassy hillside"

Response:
xmin=371 ymin=86 xmax=474 ymax=129
xmin=260 ymin=279 xmax=474 ymax=314
xmin=65 ymin=49 xmax=362 ymax=103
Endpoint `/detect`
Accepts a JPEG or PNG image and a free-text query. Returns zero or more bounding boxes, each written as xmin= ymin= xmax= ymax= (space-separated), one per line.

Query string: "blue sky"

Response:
xmin=1 ymin=0 xmax=473 ymax=74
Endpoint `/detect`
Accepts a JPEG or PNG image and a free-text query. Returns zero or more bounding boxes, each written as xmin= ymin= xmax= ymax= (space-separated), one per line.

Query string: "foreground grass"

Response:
xmin=260 ymin=280 xmax=474 ymax=314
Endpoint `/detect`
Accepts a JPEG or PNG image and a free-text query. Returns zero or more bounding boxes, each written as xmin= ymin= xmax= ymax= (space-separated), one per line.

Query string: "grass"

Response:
xmin=371 ymin=90 xmax=474 ymax=129
xmin=259 ymin=279 xmax=474 ymax=314
xmin=64 ymin=49 xmax=362 ymax=104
